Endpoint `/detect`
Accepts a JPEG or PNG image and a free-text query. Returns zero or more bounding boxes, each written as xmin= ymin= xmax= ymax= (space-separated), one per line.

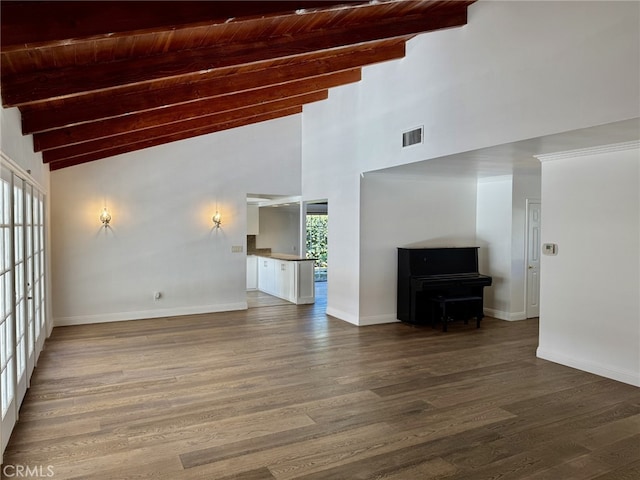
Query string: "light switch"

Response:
xmin=231 ymin=245 xmax=243 ymax=253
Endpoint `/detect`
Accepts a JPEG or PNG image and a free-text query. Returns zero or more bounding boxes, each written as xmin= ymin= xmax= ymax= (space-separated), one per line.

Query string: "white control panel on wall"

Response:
xmin=542 ymin=243 xmax=558 ymax=255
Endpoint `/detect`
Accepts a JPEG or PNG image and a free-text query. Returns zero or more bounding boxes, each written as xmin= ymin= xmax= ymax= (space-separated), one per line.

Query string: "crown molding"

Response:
xmin=534 ymin=140 xmax=640 ymax=163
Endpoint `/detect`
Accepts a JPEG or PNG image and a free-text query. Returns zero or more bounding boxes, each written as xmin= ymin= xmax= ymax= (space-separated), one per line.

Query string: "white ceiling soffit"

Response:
xmin=367 ymin=118 xmax=640 ymax=179
xmin=247 ymin=195 xmax=302 ymax=207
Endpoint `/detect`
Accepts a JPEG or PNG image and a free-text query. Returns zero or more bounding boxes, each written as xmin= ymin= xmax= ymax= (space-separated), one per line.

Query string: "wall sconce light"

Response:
xmin=100 ymin=207 xmax=112 ymax=227
xmin=212 ymin=211 xmax=222 ymax=229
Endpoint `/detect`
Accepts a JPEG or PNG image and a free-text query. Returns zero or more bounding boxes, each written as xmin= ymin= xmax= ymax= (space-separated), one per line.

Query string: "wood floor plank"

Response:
xmin=371 ymin=360 xmax=535 ymax=398
xmin=586 ymin=433 xmax=640 ymax=468
xmin=217 ymin=467 xmax=278 ymax=480
xmin=3 ymin=301 xmax=639 ymax=479
xmin=265 ymin=406 xmax=516 ymax=479
xmin=420 ymin=361 xmax=603 ymax=410
xmin=517 ymin=453 xmax=613 ymax=480
xmin=290 ymin=426 xmax=499 ymax=480
xmin=183 ymin=423 xmax=398 ymax=479
xmin=295 ymin=456 xmax=458 ymax=480
xmin=47 ymin=446 xmax=185 ymax=480
xmin=591 ymin=460 xmax=640 ymax=480
xmin=444 ymin=441 xmax=591 ymax=480
xmin=439 ymin=401 xmax=639 ymax=472
xmin=575 ymin=412 xmax=640 ymax=450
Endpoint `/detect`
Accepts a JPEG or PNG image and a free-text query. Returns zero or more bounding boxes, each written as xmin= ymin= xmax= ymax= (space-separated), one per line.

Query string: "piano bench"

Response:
xmin=430 ymin=295 xmax=484 ymax=332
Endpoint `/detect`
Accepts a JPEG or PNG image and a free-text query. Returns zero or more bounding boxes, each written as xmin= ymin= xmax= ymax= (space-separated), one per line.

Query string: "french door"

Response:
xmin=0 ymin=162 xmax=47 ymax=460
xmin=1 ymin=166 xmax=17 ymax=458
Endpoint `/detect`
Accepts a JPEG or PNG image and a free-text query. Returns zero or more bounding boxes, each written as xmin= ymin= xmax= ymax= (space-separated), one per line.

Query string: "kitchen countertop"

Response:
xmin=251 ymin=253 xmax=316 ymax=261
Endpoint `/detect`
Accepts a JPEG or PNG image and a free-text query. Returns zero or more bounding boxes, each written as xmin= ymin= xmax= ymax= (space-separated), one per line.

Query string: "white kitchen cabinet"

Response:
xmin=246 ymin=255 xmax=258 ymax=291
xmin=275 ymin=261 xmax=295 ymax=300
xmin=295 ymin=260 xmax=315 ymax=304
xmin=247 ymin=204 xmax=259 ymax=235
xmin=258 ymin=257 xmax=276 ymax=295
xmin=255 ymin=255 xmax=315 ymax=304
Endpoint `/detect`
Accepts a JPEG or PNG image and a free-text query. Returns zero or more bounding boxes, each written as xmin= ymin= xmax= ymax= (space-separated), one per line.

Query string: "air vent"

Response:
xmin=402 ymin=127 xmax=423 ymax=147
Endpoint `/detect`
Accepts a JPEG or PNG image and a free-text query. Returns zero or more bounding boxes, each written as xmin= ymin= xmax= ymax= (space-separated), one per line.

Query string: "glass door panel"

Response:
xmin=13 ymin=174 xmax=27 ymax=405
xmin=0 ymin=168 xmax=16 ymax=455
xmin=24 ymin=184 xmax=35 ymax=380
xmin=34 ymin=191 xmax=45 ymax=356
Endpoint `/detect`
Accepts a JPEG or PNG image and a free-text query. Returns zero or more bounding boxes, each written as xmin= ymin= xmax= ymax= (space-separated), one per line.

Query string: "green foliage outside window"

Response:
xmin=306 ymin=215 xmax=328 ymax=268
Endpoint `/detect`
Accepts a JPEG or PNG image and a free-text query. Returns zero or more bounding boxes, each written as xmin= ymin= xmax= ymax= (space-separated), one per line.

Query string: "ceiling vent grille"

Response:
xmin=402 ymin=126 xmax=423 ymax=147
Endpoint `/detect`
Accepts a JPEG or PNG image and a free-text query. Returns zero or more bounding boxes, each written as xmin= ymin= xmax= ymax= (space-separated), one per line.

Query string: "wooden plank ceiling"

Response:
xmin=1 ymin=0 xmax=475 ymax=170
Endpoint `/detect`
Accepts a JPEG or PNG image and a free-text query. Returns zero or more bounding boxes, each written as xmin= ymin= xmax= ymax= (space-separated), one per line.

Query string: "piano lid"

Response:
xmin=398 ymin=247 xmax=480 ymax=277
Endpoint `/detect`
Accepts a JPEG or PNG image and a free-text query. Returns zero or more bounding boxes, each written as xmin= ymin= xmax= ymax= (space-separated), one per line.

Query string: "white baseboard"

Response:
xmin=484 ymin=308 xmax=527 ymax=321
xmin=358 ymin=314 xmax=400 ymax=326
xmin=325 ymin=308 xmax=399 ymax=326
xmin=325 ymin=307 xmax=359 ymax=326
xmin=536 ymin=347 xmax=640 ymax=387
xmin=295 ymin=296 xmax=316 ymax=305
xmin=54 ymin=302 xmax=248 ymax=326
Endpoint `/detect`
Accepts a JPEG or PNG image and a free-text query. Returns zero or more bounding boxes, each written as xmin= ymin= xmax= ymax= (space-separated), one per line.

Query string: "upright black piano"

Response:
xmin=397 ymin=247 xmax=492 ymax=330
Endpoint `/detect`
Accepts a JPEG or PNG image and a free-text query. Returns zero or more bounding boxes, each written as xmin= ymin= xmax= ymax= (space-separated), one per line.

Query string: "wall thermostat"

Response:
xmin=542 ymin=243 xmax=558 ymax=255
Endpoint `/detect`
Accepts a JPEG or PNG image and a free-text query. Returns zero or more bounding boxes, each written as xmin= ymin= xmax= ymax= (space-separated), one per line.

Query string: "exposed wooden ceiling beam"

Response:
xmin=1 ymin=8 xmax=467 ymax=106
xmin=33 ymin=70 xmax=360 ymax=151
xmin=1 ymin=1 xmax=368 ymax=49
xmin=47 ymin=107 xmax=303 ymax=171
xmin=21 ymin=40 xmax=405 ymax=134
xmin=42 ymin=92 xmax=328 ymax=163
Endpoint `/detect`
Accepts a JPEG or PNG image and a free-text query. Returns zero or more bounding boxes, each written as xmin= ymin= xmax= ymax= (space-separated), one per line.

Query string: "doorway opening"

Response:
xmin=304 ymin=201 xmax=328 ymax=304
xmin=305 ymin=202 xmax=327 ymax=282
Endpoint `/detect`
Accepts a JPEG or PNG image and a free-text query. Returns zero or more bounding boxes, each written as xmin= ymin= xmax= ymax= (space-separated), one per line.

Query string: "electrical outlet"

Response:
xmin=231 ymin=245 xmax=243 ymax=253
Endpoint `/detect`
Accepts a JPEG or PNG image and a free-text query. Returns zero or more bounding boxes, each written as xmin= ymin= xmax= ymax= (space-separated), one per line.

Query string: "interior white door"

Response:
xmin=526 ymin=201 xmax=541 ymax=318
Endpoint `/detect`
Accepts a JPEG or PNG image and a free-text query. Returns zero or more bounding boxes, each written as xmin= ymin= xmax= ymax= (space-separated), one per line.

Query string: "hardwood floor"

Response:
xmin=3 ymin=295 xmax=639 ymax=479
xmin=247 ymin=281 xmax=327 ymax=309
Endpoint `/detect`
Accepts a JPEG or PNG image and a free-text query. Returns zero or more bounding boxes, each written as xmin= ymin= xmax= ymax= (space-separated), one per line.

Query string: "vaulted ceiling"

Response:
xmin=1 ymin=0 xmax=475 ymax=170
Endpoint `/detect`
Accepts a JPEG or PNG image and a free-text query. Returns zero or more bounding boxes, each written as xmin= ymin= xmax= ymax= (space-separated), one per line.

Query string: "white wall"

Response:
xmin=302 ymin=86 xmax=363 ymax=322
xmin=1 ymin=106 xmax=48 ymax=187
xmin=302 ymin=0 xmax=639 ymax=324
xmin=255 ymin=206 xmax=301 ymax=255
xmin=360 ymin=173 xmax=477 ymax=325
xmin=537 ymin=143 xmax=640 ymax=386
xmin=476 ymin=176 xmax=513 ymax=318
xmin=50 ymin=115 xmax=302 ymax=325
